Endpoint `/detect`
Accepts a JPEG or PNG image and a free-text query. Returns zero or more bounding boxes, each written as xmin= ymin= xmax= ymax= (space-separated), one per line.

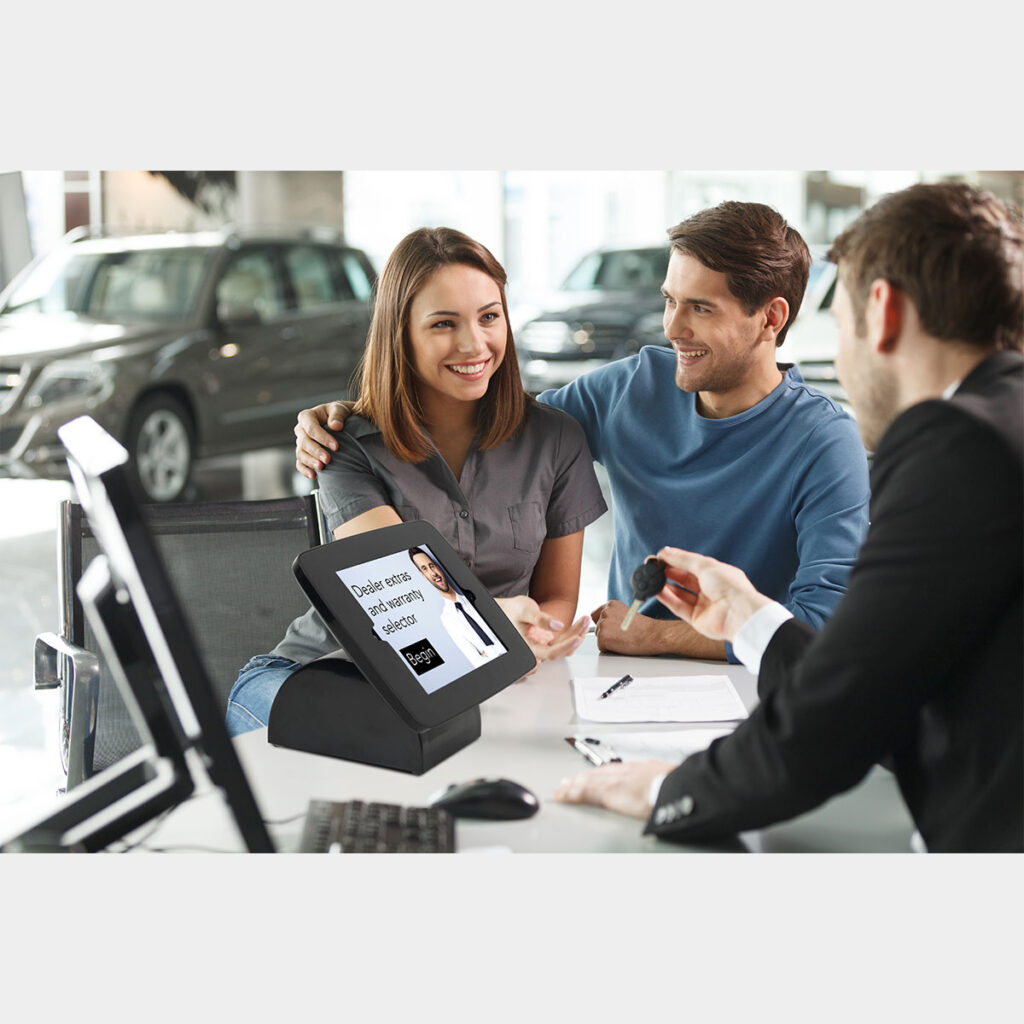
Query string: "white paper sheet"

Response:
xmin=572 ymin=674 xmax=748 ymax=723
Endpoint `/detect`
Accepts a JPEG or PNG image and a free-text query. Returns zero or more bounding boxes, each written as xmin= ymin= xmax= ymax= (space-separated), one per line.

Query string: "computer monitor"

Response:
xmin=11 ymin=415 xmax=274 ymax=852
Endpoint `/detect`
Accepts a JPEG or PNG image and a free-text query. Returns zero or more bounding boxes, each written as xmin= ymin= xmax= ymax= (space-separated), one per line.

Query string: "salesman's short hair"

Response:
xmin=829 ymin=182 xmax=1024 ymax=352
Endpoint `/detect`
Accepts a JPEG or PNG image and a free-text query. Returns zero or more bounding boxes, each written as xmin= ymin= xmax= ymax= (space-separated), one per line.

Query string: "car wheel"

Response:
xmin=126 ymin=393 xmax=195 ymax=502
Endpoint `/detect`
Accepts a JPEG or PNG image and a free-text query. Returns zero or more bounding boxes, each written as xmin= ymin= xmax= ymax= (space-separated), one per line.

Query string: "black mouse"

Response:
xmin=428 ymin=778 xmax=539 ymax=820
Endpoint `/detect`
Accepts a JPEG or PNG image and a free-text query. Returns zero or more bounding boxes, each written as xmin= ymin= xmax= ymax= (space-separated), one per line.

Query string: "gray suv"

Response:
xmin=0 ymin=226 xmax=375 ymax=500
xmin=518 ymin=244 xmax=670 ymax=393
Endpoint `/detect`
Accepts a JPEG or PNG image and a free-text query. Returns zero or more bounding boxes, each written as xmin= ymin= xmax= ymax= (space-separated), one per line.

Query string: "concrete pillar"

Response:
xmin=236 ymin=172 xmax=344 ymax=233
xmin=0 ymin=172 xmax=33 ymax=288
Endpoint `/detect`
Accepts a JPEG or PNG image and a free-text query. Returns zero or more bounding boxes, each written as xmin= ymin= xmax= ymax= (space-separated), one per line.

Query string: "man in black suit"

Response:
xmin=554 ymin=182 xmax=1023 ymax=852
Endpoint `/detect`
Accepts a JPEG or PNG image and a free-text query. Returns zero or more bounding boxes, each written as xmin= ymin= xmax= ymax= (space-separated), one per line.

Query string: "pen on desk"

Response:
xmin=584 ymin=737 xmax=622 ymax=762
xmin=598 ymin=673 xmax=634 ymax=700
xmin=564 ymin=736 xmax=603 ymax=766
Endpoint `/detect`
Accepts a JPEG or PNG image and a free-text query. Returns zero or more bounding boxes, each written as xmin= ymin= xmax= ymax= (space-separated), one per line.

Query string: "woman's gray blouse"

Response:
xmin=272 ymin=401 xmax=607 ymax=664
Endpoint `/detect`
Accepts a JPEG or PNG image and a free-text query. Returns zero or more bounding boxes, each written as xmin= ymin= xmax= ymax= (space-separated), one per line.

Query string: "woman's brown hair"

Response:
xmin=352 ymin=227 xmax=528 ymax=462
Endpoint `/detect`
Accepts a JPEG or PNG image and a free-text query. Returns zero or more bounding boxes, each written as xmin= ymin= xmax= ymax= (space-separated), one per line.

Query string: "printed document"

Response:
xmin=572 ymin=674 xmax=748 ymax=723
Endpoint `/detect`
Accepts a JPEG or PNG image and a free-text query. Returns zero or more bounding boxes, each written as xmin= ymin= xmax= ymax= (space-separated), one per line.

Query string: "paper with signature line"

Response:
xmin=572 ymin=675 xmax=748 ymax=723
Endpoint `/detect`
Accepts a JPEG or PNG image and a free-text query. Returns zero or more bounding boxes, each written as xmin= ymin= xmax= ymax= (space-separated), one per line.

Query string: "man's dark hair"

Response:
xmin=828 ymin=182 xmax=1024 ymax=352
xmin=408 ymin=547 xmax=428 ymax=562
xmin=668 ymin=201 xmax=811 ymax=347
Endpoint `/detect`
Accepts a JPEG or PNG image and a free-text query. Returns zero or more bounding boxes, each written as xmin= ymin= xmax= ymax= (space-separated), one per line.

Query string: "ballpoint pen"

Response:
xmin=564 ymin=736 xmax=603 ymax=765
xmin=598 ymin=673 xmax=634 ymax=699
xmin=584 ymin=737 xmax=622 ymax=763
xmin=564 ymin=737 xmax=622 ymax=765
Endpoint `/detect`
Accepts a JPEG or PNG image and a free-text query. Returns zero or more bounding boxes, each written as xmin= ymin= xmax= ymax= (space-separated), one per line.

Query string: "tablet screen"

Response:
xmin=336 ymin=543 xmax=508 ymax=694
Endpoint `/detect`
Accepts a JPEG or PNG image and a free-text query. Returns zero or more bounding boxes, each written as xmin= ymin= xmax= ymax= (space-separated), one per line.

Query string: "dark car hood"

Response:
xmin=529 ymin=289 xmax=664 ymax=326
xmin=0 ymin=312 xmax=179 ymax=361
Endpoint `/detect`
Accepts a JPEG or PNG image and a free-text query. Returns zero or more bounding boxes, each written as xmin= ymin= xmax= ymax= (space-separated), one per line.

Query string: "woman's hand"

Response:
xmin=495 ymin=596 xmax=589 ymax=670
xmin=294 ymin=401 xmax=355 ymax=479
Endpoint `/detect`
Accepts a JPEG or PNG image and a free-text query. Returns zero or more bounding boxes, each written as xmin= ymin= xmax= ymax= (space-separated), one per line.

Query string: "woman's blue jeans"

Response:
xmin=225 ymin=654 xmax=301 ymax=736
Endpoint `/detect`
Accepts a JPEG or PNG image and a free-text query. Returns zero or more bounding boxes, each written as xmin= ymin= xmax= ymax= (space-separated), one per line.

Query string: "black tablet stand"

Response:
xmin=266 ymin=658 xmax=480 ymax=775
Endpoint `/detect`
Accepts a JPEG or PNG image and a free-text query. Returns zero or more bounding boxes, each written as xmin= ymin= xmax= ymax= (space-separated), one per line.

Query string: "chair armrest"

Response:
xmin=34 ymin=632 xmax=98 ymax=692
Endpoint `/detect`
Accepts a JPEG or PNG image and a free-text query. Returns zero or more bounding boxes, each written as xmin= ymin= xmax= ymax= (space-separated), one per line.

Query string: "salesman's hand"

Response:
xmin=554 ymin=760 xmax=676 ymax=820
xmin=654 ymin=546 xmax=773 ymax=643
xmin=496 ymin=596 xmax=589 ymax=672
xmin=294 ymin=401 xmax=355 ymax=480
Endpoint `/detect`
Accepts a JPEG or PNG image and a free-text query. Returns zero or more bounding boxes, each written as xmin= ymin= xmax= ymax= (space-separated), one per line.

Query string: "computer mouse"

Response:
xmin=428 ymin=778 xmax=540 ymax=820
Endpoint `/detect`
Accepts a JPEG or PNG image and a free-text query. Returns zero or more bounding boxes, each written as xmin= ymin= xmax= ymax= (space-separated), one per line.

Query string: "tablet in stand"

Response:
xmin=269 ymin=522 xmax=537 ymax=774
xmin=268 ymin=657 xmax=482 ymax=774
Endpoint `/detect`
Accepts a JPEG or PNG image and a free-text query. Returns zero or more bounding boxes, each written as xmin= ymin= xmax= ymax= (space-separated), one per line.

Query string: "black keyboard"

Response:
xmin=298 ymin=799 xmax=456 ymax=853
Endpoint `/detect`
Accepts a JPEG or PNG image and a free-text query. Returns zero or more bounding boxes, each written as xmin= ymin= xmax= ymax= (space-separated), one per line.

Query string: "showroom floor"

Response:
xmin=0 ymin=454 xmax=615 ymax=840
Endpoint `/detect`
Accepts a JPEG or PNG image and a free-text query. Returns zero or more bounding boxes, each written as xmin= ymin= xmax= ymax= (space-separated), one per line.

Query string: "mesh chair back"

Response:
xmin=72 ymin=495 xmax=322 ymax=778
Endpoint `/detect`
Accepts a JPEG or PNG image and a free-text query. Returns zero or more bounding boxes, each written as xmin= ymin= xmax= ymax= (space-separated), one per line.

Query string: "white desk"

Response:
xmin=140 ymin=637 xmax=916 ymax=853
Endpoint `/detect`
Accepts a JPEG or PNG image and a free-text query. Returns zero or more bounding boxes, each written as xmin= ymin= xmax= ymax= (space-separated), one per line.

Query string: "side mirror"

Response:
xmin=217 ymin=300 xmax=262 ymax=327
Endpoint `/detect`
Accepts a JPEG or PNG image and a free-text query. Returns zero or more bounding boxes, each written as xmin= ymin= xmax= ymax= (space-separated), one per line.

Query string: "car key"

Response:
xmin=621 ymin=558 xmax=667 ymax=630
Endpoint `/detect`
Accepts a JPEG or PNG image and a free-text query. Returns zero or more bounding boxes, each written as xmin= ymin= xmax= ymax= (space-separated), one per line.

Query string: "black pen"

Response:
xmin=598 ymin=673 xmax=634 ymax=700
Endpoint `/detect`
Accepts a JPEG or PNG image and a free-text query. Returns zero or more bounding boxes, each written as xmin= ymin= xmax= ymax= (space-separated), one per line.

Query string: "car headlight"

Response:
xmin=25 ymin=359 xmax=114 ymax=407
xmin=520 ymin=321 xmax=573 ymax=354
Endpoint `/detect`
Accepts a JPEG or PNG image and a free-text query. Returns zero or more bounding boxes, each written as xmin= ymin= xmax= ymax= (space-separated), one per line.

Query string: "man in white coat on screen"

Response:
xmin=409 ymin=548 xmax=500 ymax=668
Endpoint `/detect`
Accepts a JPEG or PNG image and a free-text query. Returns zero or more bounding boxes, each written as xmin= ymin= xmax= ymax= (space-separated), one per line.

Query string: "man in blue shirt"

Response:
xmin=294 ymin=203 xmax=869 ymax=663
xmin=554 ymin=182 xmax=1022 ymax=851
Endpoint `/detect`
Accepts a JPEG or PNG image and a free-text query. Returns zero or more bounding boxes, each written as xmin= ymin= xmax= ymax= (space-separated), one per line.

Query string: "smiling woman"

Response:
xmin=398 ymin=262 xmax=510 ymax=479
xmin=350 ymin=229 xmax=526 ymax=465
xmin=224 ymin=227 xmax=608 ymax=736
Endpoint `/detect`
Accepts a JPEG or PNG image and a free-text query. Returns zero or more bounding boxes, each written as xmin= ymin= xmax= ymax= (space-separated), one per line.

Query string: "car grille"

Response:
xmin=0 ymin=364 xmax=24 ymax=399
xmin=797 ymin=359 xmax=839 ymax=383
xmin=0 ymin=425 xmax=25 ymax=453
xmin=520 ymin=321 xmax=630 ymax=359
xmin=796 ymin=360 xmax=850 ymax=408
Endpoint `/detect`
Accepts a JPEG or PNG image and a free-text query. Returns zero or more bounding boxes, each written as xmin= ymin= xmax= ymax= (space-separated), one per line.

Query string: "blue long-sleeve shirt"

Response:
xmin=539 ymin=346 xmax=870 ymax=661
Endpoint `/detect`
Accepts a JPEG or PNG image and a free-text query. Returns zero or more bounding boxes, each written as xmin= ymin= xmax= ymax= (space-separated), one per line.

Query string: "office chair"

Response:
xmin=34 ymin=494 xmax=325 ymax=789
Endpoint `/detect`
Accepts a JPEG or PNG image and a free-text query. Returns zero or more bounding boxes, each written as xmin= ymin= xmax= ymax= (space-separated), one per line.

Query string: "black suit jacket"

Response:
xmin=646 ymin=351 xmax=1023 ymax=852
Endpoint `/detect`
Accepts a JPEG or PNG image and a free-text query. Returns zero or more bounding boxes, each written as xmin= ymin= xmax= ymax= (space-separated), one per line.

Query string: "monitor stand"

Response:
xmin=267 ymin=658 xmax=480 ymax=775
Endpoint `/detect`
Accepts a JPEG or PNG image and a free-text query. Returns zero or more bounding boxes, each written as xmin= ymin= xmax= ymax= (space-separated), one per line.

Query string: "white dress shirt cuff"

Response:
xmin=732 ymin=602 xmax=794 ymax=675
xmin=648 ymin=772 xmax=669 ymax=809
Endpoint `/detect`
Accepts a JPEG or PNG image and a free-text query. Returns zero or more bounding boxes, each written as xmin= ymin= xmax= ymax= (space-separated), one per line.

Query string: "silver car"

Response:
xmin=776 ymin=256 xmax=850 ymax=413
xmin=0 ymin=227 xmax=375 ymax=500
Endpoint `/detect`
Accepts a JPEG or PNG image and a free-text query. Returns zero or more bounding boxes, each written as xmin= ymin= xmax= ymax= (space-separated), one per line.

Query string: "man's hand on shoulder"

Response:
xmin=590 ymin=600 xmax=728 ymax=660
xmin=294 ymin=401 xmax=355 ymax=480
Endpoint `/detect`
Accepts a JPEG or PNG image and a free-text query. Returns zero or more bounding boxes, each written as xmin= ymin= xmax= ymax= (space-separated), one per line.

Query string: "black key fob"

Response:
xmin=630 ymin=559 xmax=666 ymax=601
